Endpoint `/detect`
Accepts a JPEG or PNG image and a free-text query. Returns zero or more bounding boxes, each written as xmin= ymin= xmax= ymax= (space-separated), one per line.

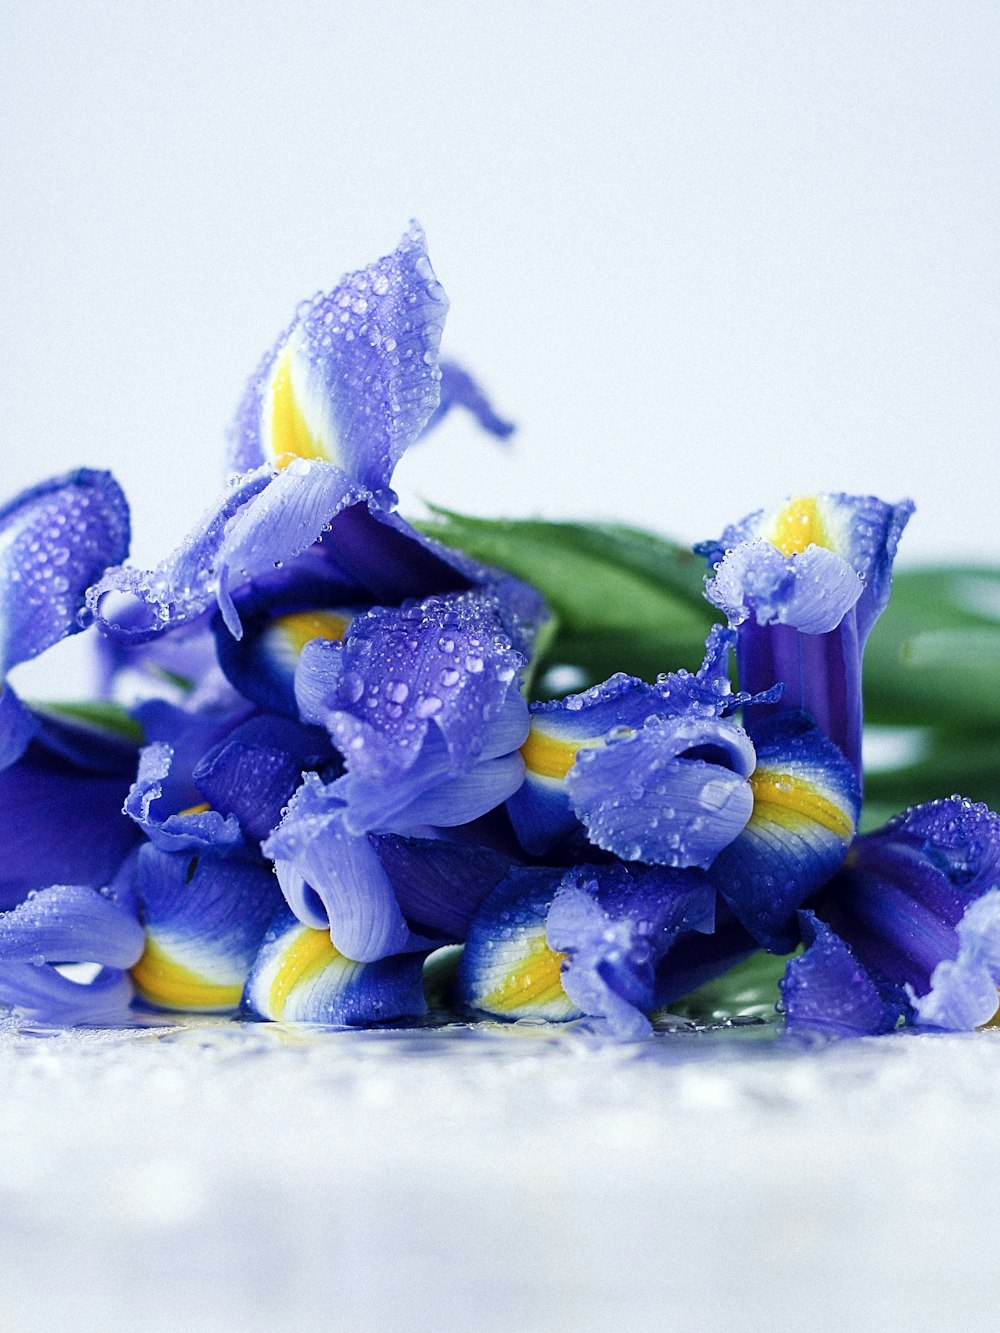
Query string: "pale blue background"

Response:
xmin=2 ymin=2 xmax=997 ymax=572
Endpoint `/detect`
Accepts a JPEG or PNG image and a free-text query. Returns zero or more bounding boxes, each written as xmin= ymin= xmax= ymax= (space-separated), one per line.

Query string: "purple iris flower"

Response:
xmin=85 ymin=224 xmax=540 ymax=649
xmin=262 ymin=588 xmax=531 ymax=961
xmin=783 ymin=797 xmax=1000 ymax=1035
xmin=697 ymin=493 xmax=912 ymax=780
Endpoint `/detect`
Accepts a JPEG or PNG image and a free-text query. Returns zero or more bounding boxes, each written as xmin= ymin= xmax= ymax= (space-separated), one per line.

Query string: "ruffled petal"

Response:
xmin=130 ymin=845 xmax=281 ymax=1012
xmin=910 ymin=890 xmax=1000 ymax=1029
xmin=547 ymin=864 xmax=716 ymax=1039
xmin=704 ymin=540 xmax=863 ymax=636
xmin=227 ymin=222 xmax=448 ymax=497
xmin=780 ymin=911 xmax=901 ymax=1037
xmin=0 ymin=469 xmax=130 ymax=673
xmin=242 ymin=905 xmax=427 ymax=1024
xmin=193 ymin=715 xmax=336 ymax=843
xmin=125 ymin=742 xmax=243 ymax=853
xmin=295 ymin=589 xmax=525 ymax=781
xmin=263 ymin=773 xmax=414 ymax=961
xmin=709 ymin=714 xmax=860 ymax=952
xmin=697 ymin=492 xmax=913 ymax=640
xmin=566 ymin=715 xmax=756 ymax=868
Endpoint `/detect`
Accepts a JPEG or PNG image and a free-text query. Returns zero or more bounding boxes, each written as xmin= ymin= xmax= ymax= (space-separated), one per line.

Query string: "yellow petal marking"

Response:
xmin=131 ymin=937 xmax=244 ymax=1012
xmin=178 ymin=801 xmax=210 ymax=816
xmin=749 ymin=769 xmax=855 ymax=841
xmin=482 ymin=933 xmax=568 ymax=1014
xmin=520 ymin=723 xmax=613 ymax=781
xmin=276 ymin=610 xmax=352 ymax=657
xmin=268 ymin=346 xmax=332 ymax=469
xmin=267 ymin=926 xmax=343 ymax=1020
xmin=769 ymin=496 xmax=829 ymax=557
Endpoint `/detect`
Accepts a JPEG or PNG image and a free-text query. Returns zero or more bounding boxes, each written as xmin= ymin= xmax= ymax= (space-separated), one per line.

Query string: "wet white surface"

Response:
xmin=1 ymin=1019 xmax=998 ymax=1332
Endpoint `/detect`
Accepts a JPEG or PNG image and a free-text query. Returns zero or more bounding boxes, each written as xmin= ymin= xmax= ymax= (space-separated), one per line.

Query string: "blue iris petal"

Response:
xmin=371 ymin=834 xmax=517 ymax=939
xmin=566 ymin=715 xmax=756 ymax=868
xmin=422 ymin=362 xmax=515 ymax=441
xmin=263 ymin=773 xmax=415 ymax=961
xmin=911 ymin=891 xmax=1000 ymax=1030
xmin=0 ymin=469 xmax=130 ymax=674
xmin=780 ymin=911 xmax=902 ymax=1037
xmin=826 ymin=797 xmax=1000 ymax=1028
xmin=227 ymin=222 xmax=449 ymax=497
xmin=455 ymin=866 xmax=580 ymax=1022
xmin=0 ymin=966 xmax=134 ymax=1027
xmin=510 ymin=629 xmax=757 ymax=858
xmin=0 ymin=884 xmax=144 ymax=1026
xmin=0 ymin=685 xmax=38 ymax=771
xmin=242 ymin=904 xmax=427 ymax=1025
xmin=295 ymin=589 xmax=526 ymax=782
xmin=654 ymin=907 xmax=760 ymax=1009
xmin=0 ymin=741 xmax=143 ymax=910
xmin=0 ymin=884 xmax=144 ymax=966
xmin=709 ymin=713 xmax=860 ymax=952
xmin=131 ymin=844 xmax=282 ymax=1012
xmin=697 ymin=494 xmax=912 ymax=778
xmin=547 ymin=864 xmax=716 ymax=1039
xmin=705 ymin=540 xmax=863 ymax=636
xmin=125 ymin=741 xmax=244 ymax=852
xmin=697 ymin=493 xmax=913 ymax=640
xmin=85 ymin=466 xmax=274 ymax=643
xmin=194 ymin=715 xmax=336 ymax=844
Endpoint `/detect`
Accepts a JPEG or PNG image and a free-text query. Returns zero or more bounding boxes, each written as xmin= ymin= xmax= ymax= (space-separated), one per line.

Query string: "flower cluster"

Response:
xmin=2 ymin=225 xmax=999 ymax=1039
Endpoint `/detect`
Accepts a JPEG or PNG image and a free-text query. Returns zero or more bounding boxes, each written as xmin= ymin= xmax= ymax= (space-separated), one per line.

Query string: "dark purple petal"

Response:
xmin=371 ymin=834 xmax=517 ymax=939
xmin=826 ymin=797 xmax=1000 ymax=1009
xmin=780 ymin=911 xmax=902 ymax=1037
xmin=0 ymin=744 xmax=142 ymax=908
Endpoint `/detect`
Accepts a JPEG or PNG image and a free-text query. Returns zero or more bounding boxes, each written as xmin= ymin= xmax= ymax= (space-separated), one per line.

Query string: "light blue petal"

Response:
xmin=909 ymin=889 xmax=1000 ymax=1030
xmin=242 ymin=905 xmax=427 ymax=1024
xmin=566 ymin=715 xmax=755 ymax=868
xmin=0 ymin=884 xmax=144 ymax=967
xmin=227 ymin=222 xmax=448 ymax=498
xmin=705 ymin=539 xmax=863 ymax=635
xmin=0 ymin=469 xmax=130 ymax=673
xmin=264 ymin=773 xmax=414 ymax=962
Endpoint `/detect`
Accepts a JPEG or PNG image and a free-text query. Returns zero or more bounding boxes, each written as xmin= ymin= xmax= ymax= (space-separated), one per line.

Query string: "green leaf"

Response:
xmin=32 ymin=700 xmax=144 ymax=746
xmin=417 ymin=510 xmax=717 ymax=691
xmin=863 ymin=726 xmax=1000 ymax=824
xmin=864 ymin=566 xmax=1000 ymax=727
